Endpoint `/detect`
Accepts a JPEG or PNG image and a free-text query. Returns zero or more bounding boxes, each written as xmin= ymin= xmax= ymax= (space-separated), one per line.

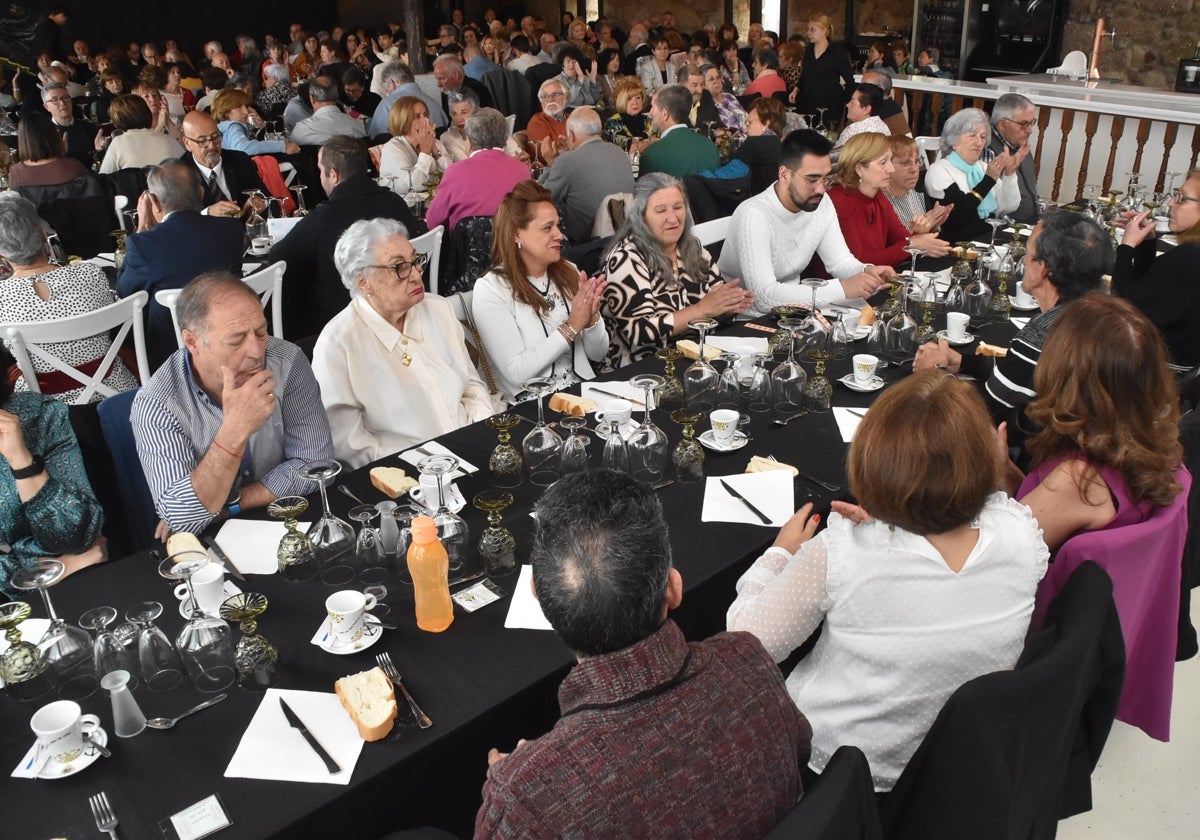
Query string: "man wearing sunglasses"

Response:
xmin=989 ymin=93 xmax=1039 ymax=223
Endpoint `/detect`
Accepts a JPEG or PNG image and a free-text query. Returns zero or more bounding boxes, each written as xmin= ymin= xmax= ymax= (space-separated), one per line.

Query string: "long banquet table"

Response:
xmin=0 ymin=312 xmax=1019 ymax=840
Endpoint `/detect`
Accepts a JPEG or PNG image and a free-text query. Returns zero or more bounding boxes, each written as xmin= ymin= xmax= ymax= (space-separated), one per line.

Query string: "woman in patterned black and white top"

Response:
xmin=600 ymin=173 xmax=754 ymax=370
xmin=0 ymin=194 xmax=139 ymax=404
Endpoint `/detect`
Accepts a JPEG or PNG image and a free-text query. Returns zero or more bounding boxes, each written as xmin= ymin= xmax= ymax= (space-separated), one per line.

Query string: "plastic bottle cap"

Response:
xmin=411 ymin=516 xmax=438 ymax=542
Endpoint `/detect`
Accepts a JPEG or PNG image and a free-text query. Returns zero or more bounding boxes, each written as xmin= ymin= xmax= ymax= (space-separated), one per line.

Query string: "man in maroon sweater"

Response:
xmin=474 ymin=470 xmax=812 ymax=838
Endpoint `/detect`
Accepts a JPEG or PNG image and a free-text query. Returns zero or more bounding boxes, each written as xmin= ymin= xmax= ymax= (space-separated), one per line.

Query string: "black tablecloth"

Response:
xmin=0 ymin=313 xmax=1020 ymax=839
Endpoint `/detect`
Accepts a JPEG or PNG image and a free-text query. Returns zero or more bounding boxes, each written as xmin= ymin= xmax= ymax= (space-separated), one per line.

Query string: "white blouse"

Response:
xmin=727 ymin=492 xmax=1048 ymax=791
xmin=377 ymin=135 xmax=445 ymax=191
xmin=311 ymin=295 xmax=496 ymax=469
xmin=472 ymin=269 xmax=609 ymax=404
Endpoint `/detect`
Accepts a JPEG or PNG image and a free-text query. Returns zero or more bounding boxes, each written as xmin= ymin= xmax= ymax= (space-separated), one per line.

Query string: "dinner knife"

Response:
xmin=718 ymin=479 xmax=772 ymax=525
xmin=279 ymin=698 xmax=342 ymax=774
xmin=590 ymin=387 xmax=645 ymax=407
xmin=201 ymin=535 xmax=245 ymax=581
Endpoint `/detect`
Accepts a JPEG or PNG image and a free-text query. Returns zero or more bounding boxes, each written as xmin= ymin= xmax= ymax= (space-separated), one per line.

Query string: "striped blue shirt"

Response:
xmin=131 ymin=338 xmax=334 ymax=533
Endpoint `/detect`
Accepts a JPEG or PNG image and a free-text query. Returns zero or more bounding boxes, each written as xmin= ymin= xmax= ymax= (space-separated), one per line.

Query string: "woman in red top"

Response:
xmin=743 ymin=47 xmax=787 ymax=99
xmin=827 ymin=132 xmax=949 ymax=270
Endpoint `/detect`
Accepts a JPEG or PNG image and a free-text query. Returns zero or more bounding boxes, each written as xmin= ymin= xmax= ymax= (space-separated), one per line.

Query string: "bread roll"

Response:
xmin=859 ymin=304 xmax=876 ymax=326
xmin=166 ymin=531 xmax=205 ymax=558
xmin=677 ymin=339 xmax=722 ymax=361
xmin=370 ymin=467 xmax=418 ymax=498
xmin=335 ymin=667 xmax=397 ymax=741
xmin=745 ymin=455 xmax=799 ymax=477
xmin=975 ymin=342 xmax=1009 ymax=358
xmin=548 ymin=393 xmax=597 ymax=416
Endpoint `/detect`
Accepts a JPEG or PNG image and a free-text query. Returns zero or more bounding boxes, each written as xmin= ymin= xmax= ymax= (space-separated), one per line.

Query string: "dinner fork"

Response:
xmin=376 ymin=651 xmax=433 ymax=729
xmin=89 ymin=791 xmax=119 ymax=839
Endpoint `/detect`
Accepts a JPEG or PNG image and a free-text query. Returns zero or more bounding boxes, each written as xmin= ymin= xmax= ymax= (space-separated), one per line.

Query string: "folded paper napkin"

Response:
xmin=504 ymin=565 xmax=553 ymax=631
xmin=225 ymin=688 xmax=364 ymax=785
xmin=398 ymin=440 xmax=478 ymax=478
xmin=1010 ymin=317 xmax=1031 ymax=330
xmin=214 ymin=520 xmax=311 ymax=575
xmin=832 ymin=407 xmax=865 ymax=443
xmin=701 ymin=470 xmax=794 ymax=527
xmin=706 ymin=335 xmax=769 ymax=356
xmin=582 ymin=381 xmax=645 ymax=406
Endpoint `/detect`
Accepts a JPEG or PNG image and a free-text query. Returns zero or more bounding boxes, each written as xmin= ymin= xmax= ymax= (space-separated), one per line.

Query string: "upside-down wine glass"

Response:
xmin=290 ymin=183 xmax=309 ymax=216
xmin=0 ymin=600 xmax=56 ymax=702
xmin=269 ymin=495 xmax=319 ymax=582
xmin=78 ymin=606 xmax=139 ymax=692
xmin=670 ymin=408 xmax=705 ymax=483
xmin=558 ymin=415 xmax=590 ymax=475
xmin=417 ymin=454 xmax=470 ymax=579
xmin=521 ymin=378 xmax=562 ymax=486
xmin=885 ymin=280 xmax=917 ymax=363
xmin=770 ymin=317 xmax=808 ymax=415
xmin=627 ymin=373 xmax=668 ymax=483
xmin=10 ymin=560 xmax=96 ymax=700
xmin=655 ymin=347 xmax=685 ymax=409
xmin=219 ymin=593 xmax=280 ymax=691
xmin=302 ymin=460 xmax=356 ymax=585
xmin=473 ymin=491 xmax=517 ymax=577
xmin=683 ymin=318 xmax=719 ymax=412
xmin=912 ymin=274 xmax=940 ymax=346
xmin=125 ymin=601 xmax=183 ymax=692
xmin=243 ymin=189 xmax=268 ymax=243
xmin=745 ymin=353 xmax=773 ymax=413
xmin=486 ymin=413 xmax=524 ymax=488
xmin=349 ymin=505 xmax=389 ymax=585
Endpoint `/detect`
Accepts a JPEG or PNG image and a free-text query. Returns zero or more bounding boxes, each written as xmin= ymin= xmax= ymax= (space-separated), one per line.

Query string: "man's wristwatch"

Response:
xmin=11 ymin=455 xmax=45 ymax=480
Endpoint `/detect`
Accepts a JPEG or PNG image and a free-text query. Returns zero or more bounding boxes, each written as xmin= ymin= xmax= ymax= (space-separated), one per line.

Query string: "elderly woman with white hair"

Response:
xmin=924 ymin=107 xmax=1022 ymax=243
xmin=255 ymin=61 xmax=295 ymax=120
xmin=310 ymin=218 xmax=495 ymax=469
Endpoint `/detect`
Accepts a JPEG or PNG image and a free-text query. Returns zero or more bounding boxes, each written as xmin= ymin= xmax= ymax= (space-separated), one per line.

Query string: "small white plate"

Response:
xmin=936 ymin=329 xmax=975 ymax=347
xmin=698 ymin=429 xmax=749 ymax=452
xmin=36 ymin=727 xmax=108 ymax=779
xmin=838 ymin=374 xmax=884 ymax=393
xmin=311 ymin=613 xmax=384 ymax=655
xmin=408 ymin=483 xmax=466 ymax=514
xmin=1008 ymin=297 xmax=1039 ymax=312
xmin=595 ymin=419 xmax=639 ymax=441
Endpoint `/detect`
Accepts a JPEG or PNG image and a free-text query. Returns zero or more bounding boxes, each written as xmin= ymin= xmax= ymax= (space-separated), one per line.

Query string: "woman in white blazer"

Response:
xmin=638 ymin=37 xmax=678 ymax=94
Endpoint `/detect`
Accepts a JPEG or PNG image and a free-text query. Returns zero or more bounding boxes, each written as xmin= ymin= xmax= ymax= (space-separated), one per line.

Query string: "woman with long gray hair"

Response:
xmin=600 ymin=173 xmax=753 ymax=369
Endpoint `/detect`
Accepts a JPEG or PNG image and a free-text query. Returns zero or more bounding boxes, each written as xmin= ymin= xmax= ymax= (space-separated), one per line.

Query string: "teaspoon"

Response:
xmin=145 ymin=693 xmax=228 ymax=730
xmin=337 ymin=485 xmax=368 ymax=505
xmin=771 ymin=411 xmax=809 ymax=427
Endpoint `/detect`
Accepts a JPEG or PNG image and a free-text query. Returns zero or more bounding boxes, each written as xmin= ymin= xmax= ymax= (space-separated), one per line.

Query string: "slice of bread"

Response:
xmin=976 ymin=342 xmax=1009 ymax=358
xmin=335 ymin=667 xmax=397 ymax=741
xmin=859 ymin=304 xmax=876 ymax=326
xmin=166 ymin=531 xmax=205 ymax=558
xmin=370 ymin=467 xmax=418 ymax=499
xmin=677 ymin=339 xmax=722 ymax=361
xmin=746 ymin=455 xmax=799 ymax=477
xmin=548 ymin=392 xmax=597 ymax=416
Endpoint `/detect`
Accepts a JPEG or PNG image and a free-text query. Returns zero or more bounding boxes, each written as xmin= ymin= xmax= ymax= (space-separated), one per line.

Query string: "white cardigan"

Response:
xmin=924 ymin=158 xmax=1021 ymax=219
xmin=472 ymin=269 xmax=609 ymax=404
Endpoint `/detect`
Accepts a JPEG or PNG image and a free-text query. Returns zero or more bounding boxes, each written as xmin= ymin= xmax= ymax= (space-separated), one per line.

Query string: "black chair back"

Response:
xmin=440 ymin=215 xmax=494 ymax=297
xmin=761 ymin=746 xmax=883 ymax=840
xmin=14 ymin=174 xmax=115 ymax=259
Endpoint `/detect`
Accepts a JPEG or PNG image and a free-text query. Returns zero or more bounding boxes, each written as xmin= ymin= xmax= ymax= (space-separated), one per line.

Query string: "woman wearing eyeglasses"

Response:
xmin=473 ymin=180 xmax=608 ymax=404
xmin=1114 ymin=168 xmax=1200 ymax=366
xmin=311 ymin=219 xmax=495 ymax=469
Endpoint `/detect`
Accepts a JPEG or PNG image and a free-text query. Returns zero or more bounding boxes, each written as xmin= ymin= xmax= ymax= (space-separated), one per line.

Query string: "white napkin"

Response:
xmin=503 ymin=565 xmax=553 ymax=631
xmin=1010 ymin=317 xmax=1031 ymax=329
xmin=225 ymin=689 xmax=364 ymax=785
xmin=397 ymin=440 xmax=478 ymax=478
xmin=832 ymin=407 xmax=865 ymax=442
xmin=213 ymin=520 xmax=311 ymax=575
xmin=701 ymin=471 xmax=794 ymax=527
xmin=582 ymin=381 xmax=645 ymax=406
xmin=267 ymin=217 xmax=303 ymax=242
xmin=241 ymin=262 xmax=262 ymax=275
xmin=706 ymin=335 xmax=769 ymax=355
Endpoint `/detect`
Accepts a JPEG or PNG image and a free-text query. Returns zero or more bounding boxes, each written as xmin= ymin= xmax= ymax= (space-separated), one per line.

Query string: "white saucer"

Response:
xmin=851 ymin=326 xmax=871 ymax=340
xmin=839 ymin=374 xmax=884 ymax=393
xmin=1008 ymin=297 xmax=1039 ymax=312
xmin=698 ymin=429 xmax=749 ymax=452
xmin=311 ymin=613 xmax=384 ymax=655
xmin=936 ymin=329 xmax=975 ymax=347
xmin=408 ymin=483 xmax=466 ymax=514
xmin=595 ymin=419 xmax=638 ymax=441
xmin=179 ymin=601 xmax=221 ymax=619
xmin=36 ymin=727 xmax=108 ymax=779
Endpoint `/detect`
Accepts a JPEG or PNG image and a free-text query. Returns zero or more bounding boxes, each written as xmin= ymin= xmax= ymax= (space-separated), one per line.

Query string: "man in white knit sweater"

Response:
xmin=717 ymin=129 xmax=895 ymax=317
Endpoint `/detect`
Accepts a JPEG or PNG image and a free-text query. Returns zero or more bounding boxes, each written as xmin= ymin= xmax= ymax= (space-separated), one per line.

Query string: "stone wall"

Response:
xmin=783 ymin=1 xmax=911 ymax=41
xmin=1063 ymin=0 xmax=1197 ymax=90
xmin=600 ymin=0 xmax=728 ymax=34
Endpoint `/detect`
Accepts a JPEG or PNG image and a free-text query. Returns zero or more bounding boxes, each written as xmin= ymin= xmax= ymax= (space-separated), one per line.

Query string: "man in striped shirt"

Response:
xmin=132 ymin=273 xmax=334 ymax=536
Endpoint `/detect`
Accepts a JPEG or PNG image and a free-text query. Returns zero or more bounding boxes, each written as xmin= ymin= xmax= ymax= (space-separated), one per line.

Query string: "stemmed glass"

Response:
xmin=79 ymin=607 xmax=139 ymax=691
xmin=302 ymin=460 xmax=356 ymax=586
xmin=865 ymin=312 xmax=889 ymax=367
xmin=771 ymin=317 xmax=808 ymax=415
xmin=1165 ymin=172 xmax=1183 ymax=196
xmin=801 ymin=277 xmax=827 ymax=319
xmin=913 ymin=274 xmax=940 ymax=345
xmin=985 ymin=212 xmax=1009 ymax=255
xmin=903 ymin=244 xmax=925 ymax=279
xmin=174 ymin=590 xmax=235 ymax=695
xmin=601 ymin=417 xmax=630 ymax=473
xmin=627 ymin=373 xmax=667 ymax=483
xmin=10 ymin=560 xmax=96 ymax=700
xmin=243 ymin=189 xmax=268 ymax=243
xmin=391 ymin=505 xmax=422 ymax=586
xmin=1082 ymin=183 xmax=1101 ymax=219
xmin=290 ymin=183 xmax=309 ymax=216
xmin=886 ymin=281 xmax=918 ymax=363
xmin=715 ymin=353 xmax=741 ymax=410
xmin=670 ymin=408 xmax=705 ymax=483
xmin=219 ymin=593 xmax=280 ymax=691
xmin=349 ymin=505 xmax=389 ymax=585
xmin=654 ymin=347 xmax=685 ymax=409
xmin=473 ymin=491 xmax=517 ymax=577
xmin=125 ymin=601 xmax=183 ymax=692
xmin=769 ymin=305 xmax=801 ymax=356
xmin=803 ymin=333 xmax=834 ymax=412
xmin=486 ymin=413 xmax=524 ymax=487
xmin=521 ymin=379 xmax=562 ymax=486
xmin=0 ymin=600 xmax=56 ymax=702
xmin=814 ymin=107 xmax=828 ymax=137
xmin=683 ymin=318 xmax=719 ymax=411
xmin=417 ymin=455 xmax=470 ymax=578
xmin=745 ymin=354 xmax=773 ymax=413
xmin=159 ymin=550 xmax=209 ymax=619
xmin=558 ymin=415 xmax=590 ymax=475
xmin=268 ymin=495 xmax=319 ymax=582
xmin=987 ymin=248 xmax=1015 ymax=322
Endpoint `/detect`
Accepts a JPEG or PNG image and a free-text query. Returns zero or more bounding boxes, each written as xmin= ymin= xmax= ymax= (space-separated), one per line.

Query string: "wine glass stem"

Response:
xmin=38 ymin=586 xmax=59 ymax=621
xmin=317 ymin=481 xmax=332 ymax=516
xmin=642 ymin=385 xmax=653 ymax=423
xmin=435 ymin=473 xmax=447 ymax=511
xmin=536 ymin=392 xmax=546 ymax=425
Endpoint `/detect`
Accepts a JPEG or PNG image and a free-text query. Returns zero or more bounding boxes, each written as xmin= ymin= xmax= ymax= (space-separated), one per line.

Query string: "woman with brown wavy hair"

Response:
xmin=471 ymin=180 xmax=608 ymax=404
xmin=1006 ymin=293 xmax=1184 ymax=551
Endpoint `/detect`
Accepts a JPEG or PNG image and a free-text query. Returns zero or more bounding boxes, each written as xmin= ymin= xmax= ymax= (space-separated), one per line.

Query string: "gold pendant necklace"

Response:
xmin=401 ymin=336 xmax=412 ymax=367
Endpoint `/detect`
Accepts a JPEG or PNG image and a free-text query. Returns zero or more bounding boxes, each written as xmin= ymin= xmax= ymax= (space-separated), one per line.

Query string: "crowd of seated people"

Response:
xmin=3 ymin=7 xmax=1196 ymax=837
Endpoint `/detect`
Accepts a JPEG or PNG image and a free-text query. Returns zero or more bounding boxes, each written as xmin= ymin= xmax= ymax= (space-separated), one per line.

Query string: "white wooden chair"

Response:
xmin=113 ymin=195 xmax=129 ymax=230
xmin=411 ymin=225 xmax=445 ymax=295
xmin=915 ymin=136 xmax=941 ymax=168
xmin=693 ymin=216 xmax=732 ymax=248
xmin=2 ymin=291 xmax=149 ymax=405
xmin=156 ymin=261 xmax=286 ymax=349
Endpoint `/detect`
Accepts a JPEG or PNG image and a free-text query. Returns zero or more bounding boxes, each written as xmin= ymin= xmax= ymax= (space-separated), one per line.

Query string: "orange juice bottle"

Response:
xmin=408 ymin=516 xmax=454 ymax=632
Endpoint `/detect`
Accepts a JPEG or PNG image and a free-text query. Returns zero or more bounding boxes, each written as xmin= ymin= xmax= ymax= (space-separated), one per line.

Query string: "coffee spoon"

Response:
xmin=145 ymin=694 xmax=228 ymax=730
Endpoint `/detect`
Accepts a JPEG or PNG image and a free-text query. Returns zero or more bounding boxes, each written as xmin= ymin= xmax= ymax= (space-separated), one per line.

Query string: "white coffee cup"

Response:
xmin=325 ymin=590 xmax=378 ymax=647
xmin=709 ymin=409 xmax=740 ymax=445
xmin=946 ymin=312 xmax=971 ymax=342
xmin=594 ymin=398 xmax=632 ymax=428
xmin=30 ymin=700 xmax=101 ymax=769
xmin=842 ymin=309 xmax=862 ymax=333
xmin=250 ymin=236 xmax=271 ymax=255
xmin=408 ymin=474 xmax=453 ymax=513
xmin=1014 ymin=281 xmax=1035 ymax=307
xmin=852 ymin=354 xmax=879 ymax=384
xmin=174 ymin=563 xmax=226 ymax=616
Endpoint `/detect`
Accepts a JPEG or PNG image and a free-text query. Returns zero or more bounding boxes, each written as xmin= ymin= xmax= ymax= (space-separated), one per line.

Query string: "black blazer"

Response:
xmin=178 ymin=148 xmax=267 ymax=207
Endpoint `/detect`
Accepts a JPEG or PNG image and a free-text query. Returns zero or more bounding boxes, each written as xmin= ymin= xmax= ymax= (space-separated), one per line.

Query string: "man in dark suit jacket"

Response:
xmin=268 ymin=136 xmax=425 ymax=339
xmin=117 ymin=161 xmax=246 ymax=369
xmin=179 ymin=111 xmax=267 ymax=217
xmin=640 ymin=85 xmax=719 ymax=179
